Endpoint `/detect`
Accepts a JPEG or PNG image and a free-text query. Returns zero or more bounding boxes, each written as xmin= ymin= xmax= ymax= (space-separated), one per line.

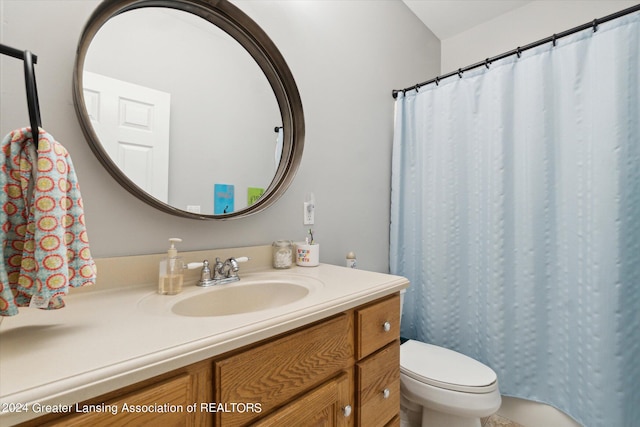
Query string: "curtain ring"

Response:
xmin=485 ymin=58 xmax=491 ymax=69
xmin=552 ymin=34 xmax=557 ymax=47
xmin=592 ymin=19 xmax=598 ymax=32
xmin=414 ymin=84 xmax=420 ymax=92
xmin=458 ymin=68 xmax=463 ymax=78
xmin=516 ymin=47 xmax=522 ymax=58
xmin=435 ymin=76 xmax=440 ymax=86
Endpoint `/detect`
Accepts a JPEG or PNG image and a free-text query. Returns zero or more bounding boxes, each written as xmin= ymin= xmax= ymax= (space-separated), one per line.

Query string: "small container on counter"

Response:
xmin=272 ymin=240 xmax=294 ymax=269
xmin=346 ymin=251 xmax=357 ymax=268
xmin=158 ymin=238 xmax=184 ymax=295
xmin=295 ymin=242 xmax=320 ymax=267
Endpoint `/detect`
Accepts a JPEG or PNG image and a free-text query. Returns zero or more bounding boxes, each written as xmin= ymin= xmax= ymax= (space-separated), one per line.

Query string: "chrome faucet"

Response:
xmin=191 ymin=257 xmax=249 ymax=287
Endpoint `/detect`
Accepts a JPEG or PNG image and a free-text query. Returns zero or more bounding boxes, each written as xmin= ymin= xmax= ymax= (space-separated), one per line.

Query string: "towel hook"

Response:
xmin=22 ymin=50 xmax=41 ymax=142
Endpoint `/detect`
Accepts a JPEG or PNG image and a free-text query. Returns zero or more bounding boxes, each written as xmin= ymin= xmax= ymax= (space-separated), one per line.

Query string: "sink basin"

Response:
xmin=172 ymin=281 xmax=309 ymax=317
xmin=137 ymin=272 xmax=323 ymax=317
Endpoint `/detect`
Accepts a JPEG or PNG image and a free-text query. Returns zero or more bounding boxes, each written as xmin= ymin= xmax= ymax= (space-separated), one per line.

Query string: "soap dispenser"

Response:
xmin=158 ymin=238 xmax=184 ymax=295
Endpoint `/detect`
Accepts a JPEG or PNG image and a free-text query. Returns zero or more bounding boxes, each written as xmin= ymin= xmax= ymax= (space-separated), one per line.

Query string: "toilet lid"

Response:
xmin=400 ymin=340 xmax=498 ymax=394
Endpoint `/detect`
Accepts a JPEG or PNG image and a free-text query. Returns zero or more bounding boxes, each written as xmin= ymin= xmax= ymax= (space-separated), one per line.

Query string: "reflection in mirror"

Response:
xmin=74 ymin=0 xmax=304 ymax=219
xmin=83 ymin=8 xmax=280 ymax=214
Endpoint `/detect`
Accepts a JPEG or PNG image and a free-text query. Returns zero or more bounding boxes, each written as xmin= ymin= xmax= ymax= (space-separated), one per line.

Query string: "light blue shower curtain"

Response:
xmin=390 ymin=12 xmax=639 ymax=427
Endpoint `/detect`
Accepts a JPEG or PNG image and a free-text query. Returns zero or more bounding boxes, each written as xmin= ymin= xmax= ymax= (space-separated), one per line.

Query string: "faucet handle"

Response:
xmin=186 ymin=261 xmax=204 ymax=270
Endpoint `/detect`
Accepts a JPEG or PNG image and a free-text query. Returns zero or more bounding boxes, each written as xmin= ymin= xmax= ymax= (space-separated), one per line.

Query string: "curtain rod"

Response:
xmin=392 ymin=4 xmax=640 ymax=99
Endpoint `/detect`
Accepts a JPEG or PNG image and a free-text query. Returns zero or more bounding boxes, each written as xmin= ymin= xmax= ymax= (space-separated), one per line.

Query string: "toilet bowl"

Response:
xmin=400 ymin=340 xmax=501 ymax=427
xmin=399 ymin=292 xmax=501 ymax=427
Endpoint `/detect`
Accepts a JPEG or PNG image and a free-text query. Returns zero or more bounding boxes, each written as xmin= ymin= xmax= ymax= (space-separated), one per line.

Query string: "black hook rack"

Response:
xmin=1 ymin=43 xmax=42 ymax=141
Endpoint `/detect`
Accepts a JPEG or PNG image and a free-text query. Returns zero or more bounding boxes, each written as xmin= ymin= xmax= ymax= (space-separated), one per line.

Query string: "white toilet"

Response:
xmin=399 ymin=292 xmax=501 ymax=427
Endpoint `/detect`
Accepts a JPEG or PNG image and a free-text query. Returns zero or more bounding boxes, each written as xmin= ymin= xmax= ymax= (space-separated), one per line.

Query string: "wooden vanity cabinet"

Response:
xmin=18 ymin=293 xmax=401 ymax=427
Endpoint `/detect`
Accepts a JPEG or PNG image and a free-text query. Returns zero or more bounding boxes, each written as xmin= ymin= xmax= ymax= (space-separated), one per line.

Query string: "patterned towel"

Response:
xmin=0 ymin=128 xmax=97 ymax=316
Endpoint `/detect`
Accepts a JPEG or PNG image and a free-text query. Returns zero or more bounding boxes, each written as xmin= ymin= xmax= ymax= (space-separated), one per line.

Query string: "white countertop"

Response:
xmin=0 ymin=263 xmax=408 ymax=425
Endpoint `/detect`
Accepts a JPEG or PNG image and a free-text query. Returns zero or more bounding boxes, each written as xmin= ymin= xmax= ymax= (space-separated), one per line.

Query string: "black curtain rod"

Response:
xmin=0 ymin=43 xmax=38 ymax=63
xmin=392 ymin=4 xmax=640 ymax=98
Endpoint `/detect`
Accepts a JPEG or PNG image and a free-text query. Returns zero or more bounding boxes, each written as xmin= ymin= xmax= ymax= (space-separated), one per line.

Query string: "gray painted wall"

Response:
xmin=0 ymin=0 xmax=439 ymax=272
xmin=441 ymin=1 xmax=637 ymax=74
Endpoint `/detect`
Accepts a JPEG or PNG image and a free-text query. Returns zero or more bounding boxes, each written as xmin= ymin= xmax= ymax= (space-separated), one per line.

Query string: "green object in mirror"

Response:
xmin=73 ymin=0 xmax=304 ymax=219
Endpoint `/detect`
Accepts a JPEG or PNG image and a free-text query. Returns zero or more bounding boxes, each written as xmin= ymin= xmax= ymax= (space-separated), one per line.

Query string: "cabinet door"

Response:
xmin=18 ymin=361 xmax=211 ymax=427
xmin=48 ymin=374 xmax=196 ymax=427
xmin=356 ymin=342 xmax=400 ymax=427
xmin=253 ymin=372 xmax=352 ymax=427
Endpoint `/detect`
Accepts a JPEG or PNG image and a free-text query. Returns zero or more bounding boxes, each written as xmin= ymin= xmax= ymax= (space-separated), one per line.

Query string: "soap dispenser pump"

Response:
xmin=158 ymin=238 xmax=184 ymax=295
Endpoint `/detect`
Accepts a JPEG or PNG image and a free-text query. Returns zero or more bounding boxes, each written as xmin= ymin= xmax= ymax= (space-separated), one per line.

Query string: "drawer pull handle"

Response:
xmin=382 ymin=388 xmax=390 ymax=399
xmin=342 ymin=405 xmax=352 ymax=417
xmin=383 ymin=321 xmax=391 ymax=332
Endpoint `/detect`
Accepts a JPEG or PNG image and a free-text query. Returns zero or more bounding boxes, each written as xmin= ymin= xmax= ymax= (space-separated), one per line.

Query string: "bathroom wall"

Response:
xmin=0 ymin=0 xmax=439 ymax=271
xmin=440 ymin=0 xmax=638 ymax=74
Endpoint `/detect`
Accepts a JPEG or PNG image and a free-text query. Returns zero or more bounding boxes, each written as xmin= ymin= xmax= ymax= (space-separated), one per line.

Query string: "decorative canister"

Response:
xmin=346 ymin=251 xmax=357 ymax=268
xmin=272 ymin=240 xmax=293 ymax=269
xmin=295 ymin=242 xmax=320 ymax=267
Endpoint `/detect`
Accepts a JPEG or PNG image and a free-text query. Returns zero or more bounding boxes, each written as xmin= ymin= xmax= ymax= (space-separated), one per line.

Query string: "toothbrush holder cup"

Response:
xmin=295 ymin=243 xmax=320 ymax=267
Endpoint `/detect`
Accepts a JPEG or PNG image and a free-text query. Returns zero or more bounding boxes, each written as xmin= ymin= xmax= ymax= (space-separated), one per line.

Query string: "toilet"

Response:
xmin=399 ymin=292 xmax=501 ymax=427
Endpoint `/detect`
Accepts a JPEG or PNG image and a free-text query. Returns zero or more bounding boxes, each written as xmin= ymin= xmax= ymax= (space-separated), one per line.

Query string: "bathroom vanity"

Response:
xmin=0 ymin=246 xmax=408 ymax=426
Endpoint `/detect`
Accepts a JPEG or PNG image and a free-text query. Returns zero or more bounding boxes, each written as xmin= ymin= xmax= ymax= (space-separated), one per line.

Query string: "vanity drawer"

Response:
xmin=356 ymin=341 xmax=400 ymax=427
xmin=215 ymin=313 xmax=353 ymax=426
xmin=355 ymin=293 xmax=400 ymax=359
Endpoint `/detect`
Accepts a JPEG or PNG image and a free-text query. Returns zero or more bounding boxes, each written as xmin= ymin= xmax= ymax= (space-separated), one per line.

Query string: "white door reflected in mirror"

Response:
xmin=83 ymin=71 xmax=170 ymax=202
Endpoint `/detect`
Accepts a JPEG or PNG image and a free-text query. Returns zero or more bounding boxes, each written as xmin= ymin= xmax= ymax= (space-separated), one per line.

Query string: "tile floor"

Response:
xmin=482 ymin=414 xmax=525 ymax=427
xmin=402 ymin=410 xmax=524 ymax=427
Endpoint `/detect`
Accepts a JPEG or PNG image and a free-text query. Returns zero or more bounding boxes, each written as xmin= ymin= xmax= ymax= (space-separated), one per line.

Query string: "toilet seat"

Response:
xmin=401 ymin=340 xmax=498 ymax=394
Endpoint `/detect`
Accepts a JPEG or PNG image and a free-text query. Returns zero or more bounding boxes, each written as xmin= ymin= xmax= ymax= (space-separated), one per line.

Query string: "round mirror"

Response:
xmin=73 ymin=0 xmax=304 ymax=219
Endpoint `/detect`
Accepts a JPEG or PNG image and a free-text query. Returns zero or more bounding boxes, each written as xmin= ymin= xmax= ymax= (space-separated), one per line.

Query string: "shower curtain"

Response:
xmin=390 ymin=12 xmax=639 ymax=427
